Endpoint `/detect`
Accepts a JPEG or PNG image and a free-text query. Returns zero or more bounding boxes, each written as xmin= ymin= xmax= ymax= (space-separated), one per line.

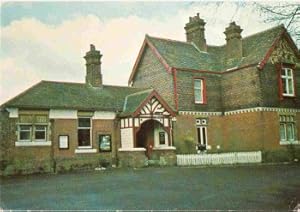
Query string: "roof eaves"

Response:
xmin=258 ymin=28 xmax=286 ymax=70
xmin=128 ymin=38 xmax=148 ymax=84
xmin=145 ymin=35 xmax=172 ymax=72
xmin=0 ymin=80 xmax=44 ymax=109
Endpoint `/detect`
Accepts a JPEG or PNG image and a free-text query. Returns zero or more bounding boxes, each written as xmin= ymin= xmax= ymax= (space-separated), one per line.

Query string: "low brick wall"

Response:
xmin=54 ymin=153 xmax=114 ymax=173
xmin=118 ymin=150 xmax=148 ymax=168
xmin=1 ymin=158 xmax=53 ymax=176
xmin=151 ymin=149 xmax=177 ymax=166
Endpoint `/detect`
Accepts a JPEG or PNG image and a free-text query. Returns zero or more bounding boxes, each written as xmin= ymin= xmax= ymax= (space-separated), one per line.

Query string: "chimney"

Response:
xmin=184 ymin=13 xmax=207 ymax=52
xmin=224 ymin=22 xmax=243 ymax=59
xmin=84 ymin=44 xmax=103 ymax=87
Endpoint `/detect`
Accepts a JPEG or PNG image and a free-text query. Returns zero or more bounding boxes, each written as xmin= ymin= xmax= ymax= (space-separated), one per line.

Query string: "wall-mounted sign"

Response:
xmin=59 ymin=135 xmax=69 ymax=149
xmin=99 ymin=134 xmax=112 ymax=152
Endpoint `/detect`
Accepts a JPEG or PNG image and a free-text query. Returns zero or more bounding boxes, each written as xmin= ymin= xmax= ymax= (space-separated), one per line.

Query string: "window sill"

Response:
xmin=280 ymin=140 xmax=299 ymax=145
xmin=153 ymin=146 xmax=176 ymax=150
xmin=77 ymin=146 xmax=92 ymax=149
xmin=15 ymin=141 xmax=52 ymax=147
xmin=282 ymin=94 xmax=296 ymax=98
xmin=118 ymin=148 xmax=146 ymax=152
xmin=75 ymin=148 xmax=97 ymax=153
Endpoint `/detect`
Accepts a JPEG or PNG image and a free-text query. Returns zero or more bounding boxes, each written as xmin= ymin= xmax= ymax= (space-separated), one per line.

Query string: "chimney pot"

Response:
xmin=224 ymin=22 xmax=243 ymax=59
xmin=184 ymin=13 xmax=207 ymax=51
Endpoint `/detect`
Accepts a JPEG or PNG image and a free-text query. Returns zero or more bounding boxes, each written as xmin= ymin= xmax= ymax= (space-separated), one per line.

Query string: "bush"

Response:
xmin=262 ymin=146 xmax=300 ymax=163
xmin=176 ymin=137 xmax=197 ymax=154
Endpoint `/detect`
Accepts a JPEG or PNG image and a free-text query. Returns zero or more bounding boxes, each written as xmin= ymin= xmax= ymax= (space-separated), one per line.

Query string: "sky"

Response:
xmin=0 ymin=1 xmax=296 ymax=104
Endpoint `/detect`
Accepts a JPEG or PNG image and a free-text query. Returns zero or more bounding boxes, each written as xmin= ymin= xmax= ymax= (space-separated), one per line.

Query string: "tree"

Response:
xmin=255 ymin=2 xmax=300 ymax=48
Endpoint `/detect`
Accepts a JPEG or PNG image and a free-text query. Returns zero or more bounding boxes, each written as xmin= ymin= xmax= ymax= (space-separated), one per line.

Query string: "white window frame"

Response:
xmin=279 ymin=115 xmax=297 ymax=145
xmin=194 ymin=79 xmax=204 ymax=104
xmin=34 ymin=125 xmax=47 ymax=141
xmin=77 ymin=117 xmax=92 ymax=148
xmin=19 ymin=125 xmax=32 ymax=142
xmin=281 ymin=68 xmax=295 ymax=97
xmin=197 ymin=126 xmax=208 ymax=146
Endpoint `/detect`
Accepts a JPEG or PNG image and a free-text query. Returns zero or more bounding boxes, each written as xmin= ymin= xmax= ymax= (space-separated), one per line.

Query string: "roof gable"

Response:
xmin=259 ymin=29 xmax=300 ymax=69
xmin=122 ymin=89 xmax=175 ymax=117
xmin=128 ymin=36 xmax=171 ymax=84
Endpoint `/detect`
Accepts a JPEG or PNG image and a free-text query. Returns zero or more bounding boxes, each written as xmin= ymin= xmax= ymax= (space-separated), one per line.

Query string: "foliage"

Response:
xmin=255 ymin=2 xmax=300 ymax=47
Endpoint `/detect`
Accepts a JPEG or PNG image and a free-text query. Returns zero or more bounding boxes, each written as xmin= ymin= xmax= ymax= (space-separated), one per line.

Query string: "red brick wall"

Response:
xmin=173 ymin=111 xmax=299 ymax=154
xmin=52 ymin=119 xmax=77 ymax=158
xmin=52 ymin=119 xmax=119 ymax=161
xmin=176 ymin=71 xmax=223 ymax=111
xmin=132 ymin=46 xmax=175 ymax=109
xmin=222 ymin=66 xmax=262 ymax=110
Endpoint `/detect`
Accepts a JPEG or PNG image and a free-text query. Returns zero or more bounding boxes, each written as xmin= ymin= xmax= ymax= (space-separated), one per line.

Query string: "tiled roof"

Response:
xmin=147 ymin=25 xmax=286 ymax=72
xmin=121 ymin=89 xmax=154 ymax=116
xmin=2 ymin=81 xmax=147 ymax=111
xmin=147 ymin=35 xmax=220 ymax=71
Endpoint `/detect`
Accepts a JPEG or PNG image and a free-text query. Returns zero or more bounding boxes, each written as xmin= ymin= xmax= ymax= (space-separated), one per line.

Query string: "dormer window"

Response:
xmin=194 ymin=78 xmax=206 ymax=104
xmin=281 ymin=67 xmax=295 ymax=97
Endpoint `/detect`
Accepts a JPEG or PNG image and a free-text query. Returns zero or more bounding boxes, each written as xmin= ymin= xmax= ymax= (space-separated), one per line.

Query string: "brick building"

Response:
xmin=1 ymin=14 xmax=299 ymax=175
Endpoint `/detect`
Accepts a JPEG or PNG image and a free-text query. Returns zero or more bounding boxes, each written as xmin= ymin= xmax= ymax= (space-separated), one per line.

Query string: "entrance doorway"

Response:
xmin=136 ymin=119 xmax=168 ymax=158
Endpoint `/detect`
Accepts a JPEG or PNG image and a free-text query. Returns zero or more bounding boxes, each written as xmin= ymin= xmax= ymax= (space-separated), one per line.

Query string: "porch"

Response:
xmin=118 ymin=90 xmax=176 ymax=167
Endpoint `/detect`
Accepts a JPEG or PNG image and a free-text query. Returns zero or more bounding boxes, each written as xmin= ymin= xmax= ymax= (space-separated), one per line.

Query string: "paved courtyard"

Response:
xmin=0 ymin=164 xmax=299 ymax=210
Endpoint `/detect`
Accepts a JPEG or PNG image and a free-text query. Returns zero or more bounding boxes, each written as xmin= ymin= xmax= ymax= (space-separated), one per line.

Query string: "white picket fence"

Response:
xmin=177 ymin=151 xmax=262 ymax=166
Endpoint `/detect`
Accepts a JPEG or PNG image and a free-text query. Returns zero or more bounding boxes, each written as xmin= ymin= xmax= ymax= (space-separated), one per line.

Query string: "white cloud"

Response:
xmin=0 ymin=2 xmax=275 ymax=104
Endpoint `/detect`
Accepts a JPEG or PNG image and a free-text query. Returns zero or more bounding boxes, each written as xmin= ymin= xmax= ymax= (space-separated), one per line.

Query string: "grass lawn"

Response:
xmin=0 ymin=164 xmax=299 ymax=210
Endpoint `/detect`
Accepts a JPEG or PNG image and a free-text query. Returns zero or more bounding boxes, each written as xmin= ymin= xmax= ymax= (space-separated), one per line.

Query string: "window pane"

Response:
xmin=280 ymin=124 xmax=286 ymax=141
xmin=78 ymin=129 xmax=90 ymax=146
xmin=78 ymin=118 xmax=90 ymax=127
xmin=159 ymin=132 xmax=165 ymax=145
xmin=287 ymin=79 xmax=294 ymax=94
xmin=35 ymin=131 xmax=46 ymax=140
xmin=35 ymin=125 xmax=46 ymax=131
xmin=282 ymin=78 xmax=287 ymax=94
xmin=20 ymin=131 xmax=30 ymax=140
xmin=194 ymin=79 xmax=202 ymax=88
xmin=20 ymin=125 xmax=31 ymax=131
xmin=99 ymin=135 xmax=111 ymax=151
xmin=195 ymin=89 xmax=203 ymax=103
xmin=287 ymin=124 xmax=295 ymax=141
xmin=202 ymin=127 xmax=206 ymax=145
xmin=287 ymin=69 xmax=292 ymax=76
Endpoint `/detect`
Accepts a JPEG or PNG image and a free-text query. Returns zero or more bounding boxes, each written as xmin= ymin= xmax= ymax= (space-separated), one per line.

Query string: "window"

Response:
xmin=281 ymin=67 xmax=295 ymax=97
xmin=19 ymin=125 xmax=32 ymax=141
xmin=194 ymin=79 xmax=206 ymax=104
xmin=18 ymin=114 xmax=48 ymax=142
xmin=35 ymin=125 xmax=47 ymax=141
xmin=99 ymin=135 xmax=112 ymax=152
xmin=78 ymin=118 xmax=91 ymax=147
xmin=196 ymin=118 xmax=208 ymax=151
xmin=159 ymin=132 xmax=166 ymax=145
xmin=279 ymin=115 xmax=296 ymax=143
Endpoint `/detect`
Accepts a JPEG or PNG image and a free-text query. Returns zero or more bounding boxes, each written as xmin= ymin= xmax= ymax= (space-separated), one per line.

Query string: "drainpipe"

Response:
xmin=50 ymin=119 xmax=56 ymax=173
